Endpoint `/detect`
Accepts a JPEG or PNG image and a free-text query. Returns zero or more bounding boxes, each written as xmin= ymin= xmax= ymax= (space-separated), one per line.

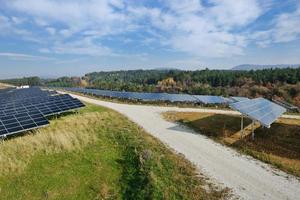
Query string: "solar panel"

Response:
xmin=0 ymin=97 xmax=84 ymax=118
xmin=0 ymin=87 xmax=56 ymax=104
xmin=166 ymin=94 xmax=198 ymax=102
xmin=0 ymin=95 xmax=84 ymax=115
xmin=129 ymin=92 xmax=197 ymax=102
xmin=66 ymin=87 xmax=256 ymax=105
xmin=38 ymin=97 xmax=85 ymax=116
xmin=193 ymin=95 xmax=227 ymax=104
xmin=65 ymin=88 xmax=203 ymax=103
xmin=229 ymin=97 xmax=286 ymax=128
xmin=229 ymin=96 xmax=249 ymax=103
xmin=0 ymin=87 xmax=84 ymax=137
xmin=0 ymin=112 xmax=49 ymax=136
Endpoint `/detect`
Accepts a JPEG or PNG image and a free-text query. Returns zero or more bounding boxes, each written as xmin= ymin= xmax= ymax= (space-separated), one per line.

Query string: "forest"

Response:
xmin=1 ymin=67 xmax=300 ymax=106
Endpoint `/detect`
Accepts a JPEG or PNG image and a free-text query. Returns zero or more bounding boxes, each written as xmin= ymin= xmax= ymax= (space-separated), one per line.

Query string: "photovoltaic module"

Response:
xmin=229 ymin=97 xmax=286 ymax=128
xmin=0 ymin=87 xmax=85 ymax=137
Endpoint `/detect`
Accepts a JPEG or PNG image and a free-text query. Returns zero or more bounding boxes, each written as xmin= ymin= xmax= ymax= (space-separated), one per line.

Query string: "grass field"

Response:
xmin=0 ymin=104 xmax=229 ymax=199
xmin=0 ymin=82 xmax=13 ymax=89
xmin=163 ymin=112 xmax=300 ymax=177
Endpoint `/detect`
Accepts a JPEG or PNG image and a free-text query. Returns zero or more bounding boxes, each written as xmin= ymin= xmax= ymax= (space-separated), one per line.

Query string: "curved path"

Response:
xmin=70 ymin=93 xmax=300 ymax=200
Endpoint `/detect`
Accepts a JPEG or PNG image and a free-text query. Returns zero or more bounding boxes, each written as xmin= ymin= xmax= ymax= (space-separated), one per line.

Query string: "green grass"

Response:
xmin=0 ymin=104 xmax=228 ymax=199
xmin=164 ymin=112 xmax=300 ymax=177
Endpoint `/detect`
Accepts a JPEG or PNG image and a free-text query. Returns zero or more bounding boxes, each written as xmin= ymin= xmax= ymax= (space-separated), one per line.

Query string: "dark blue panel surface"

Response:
xmin=0 ymin=87 xmax=84 ymax=136
xmin=65 ymin=87 xmax=230 ymax=104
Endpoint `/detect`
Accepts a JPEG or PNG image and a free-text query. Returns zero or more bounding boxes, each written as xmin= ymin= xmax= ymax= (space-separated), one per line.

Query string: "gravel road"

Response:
xmin=70 ymin=93 xmax=300 ymax=200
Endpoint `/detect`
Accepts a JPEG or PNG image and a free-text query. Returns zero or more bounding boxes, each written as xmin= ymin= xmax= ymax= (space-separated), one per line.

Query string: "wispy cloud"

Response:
xmin=129 ymin=0 xmax=262 ymax=57
xmin=273 ymin=5 xmax=300 ymax=42
xmin=0 ymin=52 xmax=54 ymax=61
xmin=251 ymin=4 xmax=300 ymax=47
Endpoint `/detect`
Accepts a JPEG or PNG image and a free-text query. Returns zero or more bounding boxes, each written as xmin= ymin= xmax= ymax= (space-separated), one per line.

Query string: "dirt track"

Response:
xmin=70 ymin=93 xmax=300 ymax=200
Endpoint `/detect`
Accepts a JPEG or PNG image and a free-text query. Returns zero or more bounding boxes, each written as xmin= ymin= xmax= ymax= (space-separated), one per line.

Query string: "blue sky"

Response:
xmin=0 ymin=0 xmax=300 ymax=78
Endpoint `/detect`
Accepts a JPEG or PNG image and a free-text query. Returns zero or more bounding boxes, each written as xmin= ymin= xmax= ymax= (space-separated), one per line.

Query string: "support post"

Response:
xmin=240 ymin=115 xmax=244 ymax=138
xmin=0 ymin=134 xmax=7 ymax=142
xmin=251 ymin=120 xmax=255 ymax=140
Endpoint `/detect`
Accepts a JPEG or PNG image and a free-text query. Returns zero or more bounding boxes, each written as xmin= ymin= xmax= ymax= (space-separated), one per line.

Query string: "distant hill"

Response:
xmin=153 ymin=67 xmax=180 ymax=71
xmin=232 ymin=64 xmax=300 ymax=71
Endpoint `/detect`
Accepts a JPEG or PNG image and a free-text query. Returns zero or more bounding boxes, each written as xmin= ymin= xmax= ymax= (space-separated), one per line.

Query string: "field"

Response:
xmin=0 ymin=82 xmax=13 ymax=89
xmin=163 ymin=112 xmax=300 ymax=177
xmin=0 ymin=104 xmax=228 ymax=199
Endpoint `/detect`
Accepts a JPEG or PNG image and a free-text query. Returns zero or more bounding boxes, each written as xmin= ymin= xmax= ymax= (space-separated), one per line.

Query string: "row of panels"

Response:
xmin=65 ymin=88 xmax=230 ymax=104
xmin=0 ymin=89 xmax=58 ymax=106
xmin=0 ymin=87 xmax=57 ymax=104
xmin=0 ymin=88 xmax=85 ymax=137
xmin=61 ymin=87 xmax=286 ymax=128
xmin=0 ymin=112 xmax=49 ymax=135
xmin=0 ymin=95 xmax=82 ymax=116
xmin=0 ymin=98 xmax=84 ymax=118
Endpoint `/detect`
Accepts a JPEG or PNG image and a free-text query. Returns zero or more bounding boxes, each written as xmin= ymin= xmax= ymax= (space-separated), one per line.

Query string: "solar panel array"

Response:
xmin=194 ymin=95 xmax=228 ymax=104
xmin=229 ymin=96 xmax=250 ymax=103
xmin=229 ymin=97 xmax=286 ymax=128
xmin=65 ymin=88 xmax=232 ymax=104
xmin=0 ymin=87 xmax=85 ymax=137
xmin=63 ymin=87 xmax=286 ymax=128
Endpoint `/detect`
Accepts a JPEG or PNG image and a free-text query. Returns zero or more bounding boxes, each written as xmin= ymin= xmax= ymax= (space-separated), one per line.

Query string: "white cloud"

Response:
xmin=34 ymin=18 xmax=48 ymax=27
xmin=54 ymin=58 xmax=84 ymax=64
xmin=3 ymin=0 xmax=132 ymax=56
xmin=0 ymin=52 xmax=53 ymax=60
xmin=7 ymin=0 xmax=130 ymax=36
xmin=208 ymin=0 xmax=262 ymax=28
xmin=252 ymin=5 xmax=300 ymax=47
xmin=51 ymin=37 xmax=112 ymax=56
xmin=39 ymin=48 xmax=51 ymax=53
xmin=0 ymin=15 xmax=12 ymax=32
xmin=2 ymin=0 xmax=300 ymax=60
xmin=129 ymin=0 xmax=259 ymax=57
xmin=59 ymin=29 xmax=73 ymax=38
xmin=0 ymin=14 xmax=41 ymax=43
xmin=11 ymin=16 xmax=25 ymax=24
xmin=164 ymin=0 xmax=203 ymax=14
xmin=169 ymin=32 xmax=245 ymax=58
xmin=273 ymin=7 xmax=300 ymax=42
xmin=46 ymin=27 xmax=56 ymax=35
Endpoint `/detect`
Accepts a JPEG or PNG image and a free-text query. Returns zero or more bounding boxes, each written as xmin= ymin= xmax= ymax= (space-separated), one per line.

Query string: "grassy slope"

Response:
xmin=0 ymin=104 xmax=228 ymax=200
xmin=163 ymin=112 xmax=300 ymax=177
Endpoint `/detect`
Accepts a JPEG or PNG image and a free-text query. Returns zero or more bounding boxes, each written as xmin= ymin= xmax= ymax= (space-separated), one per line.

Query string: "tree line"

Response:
xmin=1 ymin=67 xmax=300 ymax=106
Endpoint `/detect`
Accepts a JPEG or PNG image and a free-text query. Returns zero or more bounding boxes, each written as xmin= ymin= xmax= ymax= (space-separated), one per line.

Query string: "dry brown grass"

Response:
xmin=0 ymin=111 xmax=104 ymax=176
xmin=164 ymin=111 xmax=300 ymax=177
xmin=0 ymin=82 xmax=14 ymax=89
xmin=163 ymin=111 xmax=252 ymax=138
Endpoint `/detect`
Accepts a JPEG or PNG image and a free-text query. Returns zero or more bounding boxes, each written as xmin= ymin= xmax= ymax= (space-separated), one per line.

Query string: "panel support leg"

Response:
xmin=251 ymin=120 xmax=255 ymax=140
xmin=0 ymin=134 xmax=7 ymax=142
xmin=240 ymin=115 xmax=244 ymax=138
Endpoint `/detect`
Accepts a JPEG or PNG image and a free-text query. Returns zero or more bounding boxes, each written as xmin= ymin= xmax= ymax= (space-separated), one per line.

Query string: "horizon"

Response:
xmin=2 ymin=64 xmax=300 ymax=80
xmin=1 ymin=0 xmax=300 ymax=78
